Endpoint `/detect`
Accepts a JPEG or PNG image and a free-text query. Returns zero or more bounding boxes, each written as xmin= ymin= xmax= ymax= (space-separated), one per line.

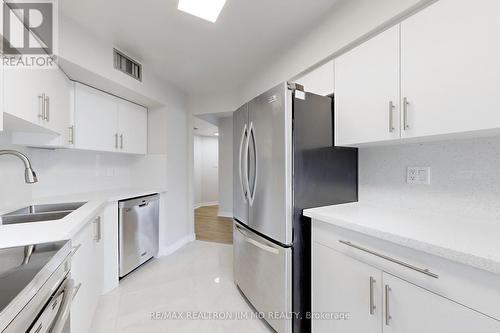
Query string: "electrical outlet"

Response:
xmin=407 ymin=166 xmax=431 ymax=185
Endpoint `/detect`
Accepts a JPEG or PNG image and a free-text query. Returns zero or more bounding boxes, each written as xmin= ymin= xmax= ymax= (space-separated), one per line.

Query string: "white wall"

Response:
xmin=359 ymin=136 xmax=500 ymax=221
xmin=0 ymin=133 xmax=33 ymax=209
xmin=0 ymin=131 xmax=138 ymax=208
xmin=0 ymin=12 xmax=194 ymax=255
xmin=218 ymin=117 xmax=233 ymax=217
xmin=189 ymin=0 xmax=435 ymax=116
xmin=193 ymin=136 xmax=219 ymax=207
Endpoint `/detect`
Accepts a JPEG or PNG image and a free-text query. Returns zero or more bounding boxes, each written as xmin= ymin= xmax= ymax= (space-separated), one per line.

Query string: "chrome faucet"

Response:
xmin=0 ymin=150 xmax=38 ymax=183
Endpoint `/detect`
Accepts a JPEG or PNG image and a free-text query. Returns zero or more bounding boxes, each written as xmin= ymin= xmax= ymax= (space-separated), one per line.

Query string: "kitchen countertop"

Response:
xmin=304 ymin=202 xmax=500 ymax=275
xmin=0 ymin=188 xmax=167 ymax=249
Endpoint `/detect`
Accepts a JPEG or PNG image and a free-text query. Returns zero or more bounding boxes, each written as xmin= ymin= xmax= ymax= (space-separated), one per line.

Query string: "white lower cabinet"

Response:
xmin=382 ymin=273 xmax=500 ymax=333
xmin=312 ymin=241 xmax=500 ymax=333
xmin=71 ymin=214 xmax=104 ymax=333
xmin=313 ymin=243 xmax=382 ymax=333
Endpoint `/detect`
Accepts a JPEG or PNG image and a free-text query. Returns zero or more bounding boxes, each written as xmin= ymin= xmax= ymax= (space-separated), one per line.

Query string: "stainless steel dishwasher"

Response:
xmin=119 ymin=194 xmax=159 ymax=278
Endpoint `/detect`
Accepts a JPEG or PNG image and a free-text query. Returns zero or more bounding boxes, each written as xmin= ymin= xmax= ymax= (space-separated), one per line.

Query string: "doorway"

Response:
xmin=193 ymin=116 xmax=233 ymax=244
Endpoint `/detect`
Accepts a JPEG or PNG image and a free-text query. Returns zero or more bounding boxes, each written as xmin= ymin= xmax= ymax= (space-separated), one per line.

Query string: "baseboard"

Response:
xmin=158 ymin=233 xmax=195 ymax=257
xmin=194 ymin=201 xmax=219 ymax=209
xmin=218 ymin=211 xmax=233 ymax=218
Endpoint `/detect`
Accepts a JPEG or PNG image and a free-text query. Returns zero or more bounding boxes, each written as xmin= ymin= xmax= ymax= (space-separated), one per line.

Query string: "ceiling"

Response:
xmin=60 ymin=0 xmax=341 ymax=95
xmin=193 ymin=116 xmax=219 ymax=137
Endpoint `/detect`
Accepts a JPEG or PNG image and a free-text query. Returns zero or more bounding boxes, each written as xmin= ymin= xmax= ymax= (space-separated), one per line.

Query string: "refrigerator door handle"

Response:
xmin=238 ymin=123 xmax=249 ymax=201
xmin=248 ymin=122 xmax=258 ymax=206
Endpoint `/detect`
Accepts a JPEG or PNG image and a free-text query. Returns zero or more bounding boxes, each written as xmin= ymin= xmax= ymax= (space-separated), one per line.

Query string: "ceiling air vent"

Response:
xmin=113 ymin=49 xmax=142 ymax=81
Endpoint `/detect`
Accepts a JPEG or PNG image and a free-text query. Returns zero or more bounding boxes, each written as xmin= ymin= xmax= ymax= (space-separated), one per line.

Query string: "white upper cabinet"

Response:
xmin=73 ymin=83 xmax=147 ymax=154
xmin=2 ymin=9 xmax=71 ymax=139
xmin=335 ymin=26 xmax=400 ymax=146
xmin=295 ymin=60 xmax=334 ymax=96
xmin=400 ymin=0 xmax=500 ymax=139
xmin=117 ymin=99 xmax=147 ymax=154
xmin=74 ymin=83 xmax=118 ymax=152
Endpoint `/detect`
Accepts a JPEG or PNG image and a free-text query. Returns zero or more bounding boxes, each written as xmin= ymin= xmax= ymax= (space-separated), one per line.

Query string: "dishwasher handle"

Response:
xmin=119 ymin=194 xmax=159 ymax=209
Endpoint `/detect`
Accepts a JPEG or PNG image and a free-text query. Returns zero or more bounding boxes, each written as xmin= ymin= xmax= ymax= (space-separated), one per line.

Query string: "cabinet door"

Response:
xmin=117 ymin=99 xmax=147 ymax=154
xmin=71 ymin=216 xmax=103 ymax=333
xmin=335 ymin=26 xmax=400 ymax=146
xmin=74 ymin=83 xmax=118 ymax=152
xmin=382 ymin=273 xmax=500 ymax=333
xmin=295 ymin=60 xmax=334 ymax=96
xmin=2 ymin=10 xmax=49 ymax=130
xmin=4 ymin=67 xmax=47 ymax=127
xmin=313 ymin=243 xmax=383 ymax=333
xmin=401 ymin=0 xmax=500 ymax=139
xmin=43 ymin=67 xmax=72 ymax=140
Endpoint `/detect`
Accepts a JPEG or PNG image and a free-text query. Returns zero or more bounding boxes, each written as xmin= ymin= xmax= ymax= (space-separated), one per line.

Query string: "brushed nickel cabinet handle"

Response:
xmin=93 ymin=216 xmax=102 ymax=242
xmin=120 ymin=134 xmax=123 ymax=149
xmin=68 ymin=126 xmax=74 ymax=144
xmin=339 ymin=240 xmax=439 ymax=278
xmin=44 ymin=95 xmax=50 ymax=121
xmin=385 ymin=285 xmax=391 ymax=326
xmin=115 ymin=133 xmax=119 ymax=149
xmin=403 ymin=97 xmax=410 ymax=130
xmin=389 ymin=101 xmax=395 ymax=133
xmin=369 ymin=276 xmax=376 ymax=315
xmin=38 ymin=94 xmax=45 ymax=120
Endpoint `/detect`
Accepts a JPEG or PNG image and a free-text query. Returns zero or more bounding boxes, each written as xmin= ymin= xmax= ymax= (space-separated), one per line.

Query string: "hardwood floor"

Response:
xmin=195 ymin=205 xmax=233 ymax=244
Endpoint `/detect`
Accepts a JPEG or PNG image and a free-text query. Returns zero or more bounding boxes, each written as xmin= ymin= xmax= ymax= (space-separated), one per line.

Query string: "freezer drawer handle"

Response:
xmin=235 ymin=225 xmax=279 ymax=254
xmin=339 ymin=240 xmax=439 ymax=278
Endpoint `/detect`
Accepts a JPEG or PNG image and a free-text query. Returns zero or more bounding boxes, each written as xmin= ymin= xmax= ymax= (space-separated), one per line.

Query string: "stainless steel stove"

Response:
xmin=0 ymin=240 xmax=77 ymax=333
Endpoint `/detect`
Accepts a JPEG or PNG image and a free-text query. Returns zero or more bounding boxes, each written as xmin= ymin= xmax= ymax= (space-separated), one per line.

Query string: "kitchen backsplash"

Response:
xmin=359 ymin=135 xmax=500 ymax=221
xmin=0 ymin=131 xmax=142 ymax=208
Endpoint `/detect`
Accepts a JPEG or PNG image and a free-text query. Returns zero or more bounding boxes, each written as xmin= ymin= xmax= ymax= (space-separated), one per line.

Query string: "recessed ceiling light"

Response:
xmin=178 ymin=0 xmax=227 ymax=23
xmin=214 ymin=132 xmax=219 ymax=136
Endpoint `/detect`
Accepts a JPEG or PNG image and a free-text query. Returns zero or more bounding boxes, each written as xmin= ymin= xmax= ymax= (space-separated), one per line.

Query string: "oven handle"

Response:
xmin=50 ymin=278 xmax=75 ymax=333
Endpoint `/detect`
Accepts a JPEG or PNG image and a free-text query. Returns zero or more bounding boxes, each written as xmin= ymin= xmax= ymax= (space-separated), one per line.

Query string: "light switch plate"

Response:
xmin=407 ymin=166 xmax=431 ymax=185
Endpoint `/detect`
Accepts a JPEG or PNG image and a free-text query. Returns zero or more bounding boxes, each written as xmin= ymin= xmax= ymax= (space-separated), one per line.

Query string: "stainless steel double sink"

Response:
xmin=0 ymin=202 xmax=87 ymax=225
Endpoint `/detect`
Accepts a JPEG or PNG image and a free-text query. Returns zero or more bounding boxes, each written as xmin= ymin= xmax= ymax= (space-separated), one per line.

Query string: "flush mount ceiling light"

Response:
xmin=178 ymin=0 xmax=226 ymax=23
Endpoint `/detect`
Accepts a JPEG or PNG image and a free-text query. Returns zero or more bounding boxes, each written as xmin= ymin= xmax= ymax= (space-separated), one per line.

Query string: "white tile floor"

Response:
xmin=91 ymin=241 xmax=273 ymax=333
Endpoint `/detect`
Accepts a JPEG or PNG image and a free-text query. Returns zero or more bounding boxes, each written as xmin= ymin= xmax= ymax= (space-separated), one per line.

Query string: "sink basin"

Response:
xmin=1 ymin=212 xmax=73 ymax=225
xmin=0 ymin=202 xmax=87 ymax=225
xmin=5 ymin=202 xmax=86 ymax=216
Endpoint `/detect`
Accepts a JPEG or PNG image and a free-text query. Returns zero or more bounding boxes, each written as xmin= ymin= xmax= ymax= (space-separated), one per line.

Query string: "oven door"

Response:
xmin=29 ymin=276 xmax=75 ymax=333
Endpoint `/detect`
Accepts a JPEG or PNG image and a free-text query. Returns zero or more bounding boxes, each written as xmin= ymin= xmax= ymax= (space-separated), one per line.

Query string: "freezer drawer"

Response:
xmin=233 ymin=222 xmax=292 ymax=333
xmin=119 ymin=194 xmax=159 ymax=277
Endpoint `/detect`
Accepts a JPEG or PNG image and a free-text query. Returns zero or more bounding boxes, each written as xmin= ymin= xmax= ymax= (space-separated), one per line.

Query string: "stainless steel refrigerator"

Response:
xmin=233 ymin=82 xmax=358 ymax=333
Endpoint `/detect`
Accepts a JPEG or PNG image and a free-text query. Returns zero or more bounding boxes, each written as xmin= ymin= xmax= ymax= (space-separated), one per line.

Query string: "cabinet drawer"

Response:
xmin=313 ymin=220 xmax=500 ymax=320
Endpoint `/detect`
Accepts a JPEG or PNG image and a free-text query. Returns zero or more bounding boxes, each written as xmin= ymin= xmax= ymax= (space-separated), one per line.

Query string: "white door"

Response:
xmin=313 ymin=243 xmax=383 ymax=333
xmin=43 ymin=68 xmax=72 ymax=139
xmin=74 ymin=83 xmax=118 ymax=152
xmin=3 ymin=67 xmax=47 ymax=128
xmin=335 ymin=26 xmax=400 ymax=146
xmin=400 ymin=0 xmax=500 ymax=139
xmin=2 ymin=10 xmax=48 ymax=130
xmin=71 ymin=216 xmax=103 ymax=333
xmin=382 ymin=273 xmax=500 ymax=333
xmin=117 ymin=99 xmax=147 ymax=154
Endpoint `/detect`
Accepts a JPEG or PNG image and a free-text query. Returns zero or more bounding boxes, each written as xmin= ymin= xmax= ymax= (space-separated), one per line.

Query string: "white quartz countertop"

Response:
xmin=0 ymin=188 xmax=166 ymax=249
xmin=304 ymin=202 xmax=500 ymax=275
